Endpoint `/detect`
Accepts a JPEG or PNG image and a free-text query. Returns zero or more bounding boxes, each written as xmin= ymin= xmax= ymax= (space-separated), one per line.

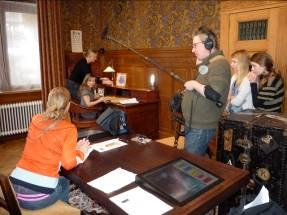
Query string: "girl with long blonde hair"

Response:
xmin=10 ymin=87 xmax=90 ymax=210
xmin=226 ymin=50 xmax=255 ymax=112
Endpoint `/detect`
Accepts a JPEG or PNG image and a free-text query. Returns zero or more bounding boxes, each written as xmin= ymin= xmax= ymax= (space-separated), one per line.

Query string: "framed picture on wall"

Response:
xmin=116 ymin=73 xmax=127 ymax=87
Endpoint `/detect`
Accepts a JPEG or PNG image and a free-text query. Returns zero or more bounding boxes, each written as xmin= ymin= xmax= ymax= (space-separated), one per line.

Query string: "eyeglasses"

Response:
xmin=192 ymin=41 xmax=203 ymax=48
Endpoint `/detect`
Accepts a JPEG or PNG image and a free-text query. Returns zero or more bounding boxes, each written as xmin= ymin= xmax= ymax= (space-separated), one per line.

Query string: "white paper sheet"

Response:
xmin=87 ymin=168 xmax=136 ymax=193
xmin=243 ymin=186 xmax=269 ymax=210
xmin=119 ymin=98 xmax=139 ymax=104
xmin=110 ymin=186 xmax=172 ymax=215
xmin=91 ymin=138 xmax=127 ymax=152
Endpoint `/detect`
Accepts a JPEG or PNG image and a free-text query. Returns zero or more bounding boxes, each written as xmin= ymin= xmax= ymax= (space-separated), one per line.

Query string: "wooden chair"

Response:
xmin=156 ymin=111 xmax=185 ymax=149
xmin=0 ymin=173 xmax=80 ymax=215
xmin=69 ymin=100 xmax=106 ymax=129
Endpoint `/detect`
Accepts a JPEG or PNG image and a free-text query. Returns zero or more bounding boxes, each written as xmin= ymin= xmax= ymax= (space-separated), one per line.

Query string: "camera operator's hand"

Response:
xmin=184 ymin=80 xmax=195 ymax=91
xmin=184 ymin=80 xmax=205 ymax=96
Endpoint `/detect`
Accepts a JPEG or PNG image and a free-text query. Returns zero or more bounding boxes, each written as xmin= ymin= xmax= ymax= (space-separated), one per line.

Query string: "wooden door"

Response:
xmin=220 ymin=1 xmax=287 ymax=112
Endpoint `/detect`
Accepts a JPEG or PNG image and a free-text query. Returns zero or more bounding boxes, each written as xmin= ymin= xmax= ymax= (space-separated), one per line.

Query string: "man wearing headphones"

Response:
xmin=181 ymin=26 xmax=231 ymax=156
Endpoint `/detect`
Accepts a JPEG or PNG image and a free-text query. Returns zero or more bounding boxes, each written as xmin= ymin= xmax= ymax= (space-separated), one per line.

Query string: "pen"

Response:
xmin=121 ymin=198 xmax=129 ymax=203
xmin=86 ymin=135 xmax=90 ymax=141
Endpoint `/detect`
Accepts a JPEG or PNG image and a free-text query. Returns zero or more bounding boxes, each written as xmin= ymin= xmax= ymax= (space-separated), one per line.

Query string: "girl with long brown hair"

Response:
xmin=248 ymin=52 xmax=284 ymax=112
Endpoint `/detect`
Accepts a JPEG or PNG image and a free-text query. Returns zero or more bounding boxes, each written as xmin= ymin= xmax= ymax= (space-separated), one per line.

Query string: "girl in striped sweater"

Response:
xmin=248 ymin=52 xmax=284 ymax=112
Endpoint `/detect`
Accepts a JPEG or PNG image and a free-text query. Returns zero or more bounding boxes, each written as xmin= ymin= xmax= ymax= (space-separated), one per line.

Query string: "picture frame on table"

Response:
xmin=116 ymin=73 xmax=127 ymax=87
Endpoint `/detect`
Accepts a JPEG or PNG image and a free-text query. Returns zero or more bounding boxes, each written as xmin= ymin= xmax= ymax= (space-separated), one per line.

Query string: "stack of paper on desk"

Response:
xmin=110 ymin=186 xmax=173 ymax=215
xmin=119 ymin=98 xmax=139 ymax=104
xmin=90 ymin=138 xmax=127 ymax=152
xmin=87 ymin=168 xmax=136 ymax=193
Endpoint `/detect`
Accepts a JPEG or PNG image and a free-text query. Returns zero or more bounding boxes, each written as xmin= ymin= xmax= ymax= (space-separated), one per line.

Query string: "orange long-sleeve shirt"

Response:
xmin=17 ymin=114 xmax=83 ymax=178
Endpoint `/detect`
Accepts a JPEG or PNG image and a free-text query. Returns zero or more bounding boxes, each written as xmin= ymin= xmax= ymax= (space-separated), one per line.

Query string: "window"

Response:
xmin=238 ymin=19 xmax=268 ymax=41
xmin=0 ymin=1 xmax=41 ymax=92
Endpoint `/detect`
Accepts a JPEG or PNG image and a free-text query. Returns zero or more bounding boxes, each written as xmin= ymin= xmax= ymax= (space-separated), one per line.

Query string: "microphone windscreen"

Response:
xmin=101 ymin=26 xmax=108 ymax=40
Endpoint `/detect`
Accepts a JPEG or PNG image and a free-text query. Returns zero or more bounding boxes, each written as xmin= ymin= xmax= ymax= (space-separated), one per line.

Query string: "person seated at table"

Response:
xmin=67 ymin=48 xmax=113 ymax=100
xmin=247 ymin=52 xmax=284 ymax=112
xmin=225 ymin=50 xmax=254 ymax=113
xmin=9 ymin=87 xmax=91 ymax=210
xmin=79 ymin=73 xmax=109 ymax=119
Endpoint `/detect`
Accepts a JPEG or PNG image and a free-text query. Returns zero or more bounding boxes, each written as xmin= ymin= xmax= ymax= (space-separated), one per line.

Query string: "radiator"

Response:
xmin=0 ymin=100 xmax=43 ymax=137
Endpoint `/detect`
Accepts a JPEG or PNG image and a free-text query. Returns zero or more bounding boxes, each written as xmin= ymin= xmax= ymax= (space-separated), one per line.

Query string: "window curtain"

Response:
xmin=0 ymin=29 xmax=9 ymax=92
xmin=37 ymin=0 xmax=65 ymax=107
xmin=0 ymin=1 xmax=40 ymax=92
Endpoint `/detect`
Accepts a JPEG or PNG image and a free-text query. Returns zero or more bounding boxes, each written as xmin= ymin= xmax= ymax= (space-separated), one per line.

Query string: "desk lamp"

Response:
xmin=103 ymin=66 xmax=115 ymax=83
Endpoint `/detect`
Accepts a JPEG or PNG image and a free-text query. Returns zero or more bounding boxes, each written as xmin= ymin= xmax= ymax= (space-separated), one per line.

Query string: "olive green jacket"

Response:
xmin=181 ymin=50 xmax=231 ymax=129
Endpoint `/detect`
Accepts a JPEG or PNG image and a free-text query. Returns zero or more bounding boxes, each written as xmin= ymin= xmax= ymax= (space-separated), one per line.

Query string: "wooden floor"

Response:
xmin=0 ymin=138 xmax=25 ymax=176
xmin=0 ymin=138 xmax=25 ymax=215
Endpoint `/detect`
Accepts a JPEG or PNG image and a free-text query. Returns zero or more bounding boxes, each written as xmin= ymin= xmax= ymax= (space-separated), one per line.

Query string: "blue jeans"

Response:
xmin=12 ymin=177 xmax=70 ymax=210
xmin=67 ymin=79 xmax=80 ymax=100
xmin=184 ymin=127 xmax=216 ymax=156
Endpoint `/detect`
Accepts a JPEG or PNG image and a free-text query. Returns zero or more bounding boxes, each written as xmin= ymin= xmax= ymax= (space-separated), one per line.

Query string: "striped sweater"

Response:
xmin=250 ymin=75 xmax=284 ymax=112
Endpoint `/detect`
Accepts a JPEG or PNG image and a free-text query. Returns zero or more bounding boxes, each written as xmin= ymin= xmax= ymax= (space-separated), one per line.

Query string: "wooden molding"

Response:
xmin=221 ymin=1 xmax=287 ymax=14
xmin=0 ymin=90 xmax=42 ymax=104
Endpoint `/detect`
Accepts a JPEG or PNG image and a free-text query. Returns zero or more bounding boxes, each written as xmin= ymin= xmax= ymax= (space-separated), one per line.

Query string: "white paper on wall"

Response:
xmin=71 ymin=30 xmax=83 ymax=53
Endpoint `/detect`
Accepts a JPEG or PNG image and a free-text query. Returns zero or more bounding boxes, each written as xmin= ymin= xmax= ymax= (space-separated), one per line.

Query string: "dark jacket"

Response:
xmin=69 ymin=58 xmax=91 ymax=84
xmin=181 ymin=50 xmax=231 ymax=128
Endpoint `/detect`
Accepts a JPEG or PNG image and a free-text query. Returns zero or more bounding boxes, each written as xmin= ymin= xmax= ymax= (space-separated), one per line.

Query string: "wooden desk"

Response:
xmin=62 ymin=136 xmax=249 ymax=215
xmin=105 ymin=86 xmax=159 ymax=139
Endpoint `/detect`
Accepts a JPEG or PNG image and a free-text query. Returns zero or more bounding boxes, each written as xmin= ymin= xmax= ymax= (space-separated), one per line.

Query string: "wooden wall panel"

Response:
xmin=275 ymin=6 xmax=287 ymax=112
xmin=106 ymin=48 xmax=195 ymax=138
xmin=65 ymin=48 xmax=195 ymax=137
xmin=221 ymin=1 xmax=286 ymax=13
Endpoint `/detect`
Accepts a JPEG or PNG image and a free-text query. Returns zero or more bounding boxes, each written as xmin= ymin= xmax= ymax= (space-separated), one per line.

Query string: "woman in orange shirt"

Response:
xmin=10 ymin=87 xmax=90 ymax=210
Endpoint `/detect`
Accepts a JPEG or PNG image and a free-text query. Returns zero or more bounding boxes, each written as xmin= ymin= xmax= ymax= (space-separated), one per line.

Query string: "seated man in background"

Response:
xmin=67 ymin=48 xmax=113 ymax=100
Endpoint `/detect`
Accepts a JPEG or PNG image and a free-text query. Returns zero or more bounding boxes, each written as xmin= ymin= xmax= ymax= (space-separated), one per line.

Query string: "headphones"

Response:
xmin=204 ymin=32 xmax=214 ymax=51
xmin=198 ymin=26 xmax=216 ymax=51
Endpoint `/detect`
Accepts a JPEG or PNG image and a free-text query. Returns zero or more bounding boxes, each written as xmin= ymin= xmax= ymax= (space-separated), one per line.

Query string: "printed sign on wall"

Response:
xmin=71 ymin=30 xmax=83 ymax=53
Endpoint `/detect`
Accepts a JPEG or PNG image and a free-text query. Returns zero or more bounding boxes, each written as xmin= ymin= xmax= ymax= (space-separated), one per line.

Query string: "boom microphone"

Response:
xmin=102 ymin=32 xmax=223 ymax=108
xmin=101 ymin=26 xmax=109 ymax=40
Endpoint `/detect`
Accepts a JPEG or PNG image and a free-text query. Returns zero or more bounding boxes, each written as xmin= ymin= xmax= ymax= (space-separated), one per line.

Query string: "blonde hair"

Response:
xmin=83 ymin=49 xmax=98 ymax=58
xmin=44 ymin=87 xmax=71 ymax=120
xmin=231 ymin=50 xmax=250 ymax=86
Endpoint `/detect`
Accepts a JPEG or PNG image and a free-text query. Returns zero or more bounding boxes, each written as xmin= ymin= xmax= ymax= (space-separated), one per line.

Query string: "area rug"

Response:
xmin=69 ymin=184 xmax=110 ymax=215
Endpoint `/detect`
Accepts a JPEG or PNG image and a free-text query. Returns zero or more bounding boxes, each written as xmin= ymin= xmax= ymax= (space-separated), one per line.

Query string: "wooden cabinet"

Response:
xmin=105 ymin=86 xmax=159 ymax=139
xmin=220 ymin=1 xmax=287 ymax=112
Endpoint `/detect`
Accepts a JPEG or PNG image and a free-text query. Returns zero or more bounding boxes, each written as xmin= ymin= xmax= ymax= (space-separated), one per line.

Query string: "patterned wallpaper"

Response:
xmin=62 ymin=0 xmax=220 ymax=51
